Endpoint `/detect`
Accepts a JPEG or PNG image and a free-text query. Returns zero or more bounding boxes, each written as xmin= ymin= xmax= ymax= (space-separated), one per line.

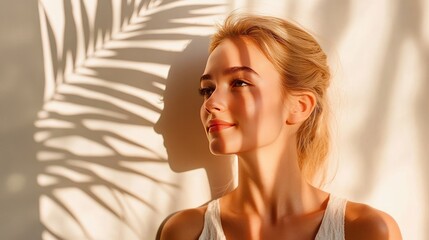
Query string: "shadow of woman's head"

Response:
xmin=154 ymin=36 xmax=234 ymax=198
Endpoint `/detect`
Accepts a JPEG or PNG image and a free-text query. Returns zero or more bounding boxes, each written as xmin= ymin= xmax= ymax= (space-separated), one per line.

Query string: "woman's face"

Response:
xmin=200 ymin=37 xmax=291 ymax=155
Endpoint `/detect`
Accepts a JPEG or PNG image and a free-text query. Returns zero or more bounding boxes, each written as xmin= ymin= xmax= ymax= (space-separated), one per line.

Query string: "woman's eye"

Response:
xmin=231 ymin=79 xmax=249 ymax=87
xmin=198 ymin=87 xmax=214 ymax=97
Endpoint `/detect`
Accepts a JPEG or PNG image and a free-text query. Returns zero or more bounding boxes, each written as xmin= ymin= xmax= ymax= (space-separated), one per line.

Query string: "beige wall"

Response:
xmin=1 ymin=0 xmax=427 ymax=239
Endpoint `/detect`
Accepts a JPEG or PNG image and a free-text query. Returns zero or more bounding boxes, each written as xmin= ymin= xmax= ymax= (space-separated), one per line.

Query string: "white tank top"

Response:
xmin=198 ymin=195 xmax=347 ymax=240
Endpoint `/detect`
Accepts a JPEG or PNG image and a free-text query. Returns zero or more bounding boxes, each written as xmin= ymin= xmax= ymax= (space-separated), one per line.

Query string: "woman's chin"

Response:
xmin=208 ymin=137 xmax=246 ymax=155
xmin=209 ymin=148 xmax=229 ymax=156
xmin=209 ymin=145 xmax=235 ymax=156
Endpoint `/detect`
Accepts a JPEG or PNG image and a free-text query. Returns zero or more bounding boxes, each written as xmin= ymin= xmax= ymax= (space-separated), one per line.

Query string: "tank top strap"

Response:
xmin=198 ymin=199 xmax=226 ymax=240
xmin=315 ymin=194 xmax=347 ymax=240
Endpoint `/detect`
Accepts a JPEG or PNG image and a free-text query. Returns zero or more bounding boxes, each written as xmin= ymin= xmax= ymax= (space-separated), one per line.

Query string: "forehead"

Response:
xmin=203 ymin=37 xmax=277 ymax=76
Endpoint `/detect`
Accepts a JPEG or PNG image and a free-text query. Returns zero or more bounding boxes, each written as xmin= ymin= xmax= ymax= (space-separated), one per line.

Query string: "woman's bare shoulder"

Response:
xmin=158 ymin=205 xmax=208 ymax=240
xmin=345 ymin=201 xmax=402 ymax=240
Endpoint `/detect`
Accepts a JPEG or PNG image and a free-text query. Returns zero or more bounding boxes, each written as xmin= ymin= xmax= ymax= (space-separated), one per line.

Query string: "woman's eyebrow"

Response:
xmin=200 ymin=74 xmax=211 ymax=82
xmin=200 ymin=66 xmax=259 ymax=82
xmin=224 ymin=66 xmax=259 ymax=76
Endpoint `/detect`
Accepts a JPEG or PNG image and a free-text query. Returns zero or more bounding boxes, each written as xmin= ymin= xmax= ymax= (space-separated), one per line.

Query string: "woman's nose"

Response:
xmin=204 ymin=89 xmax=226 ymax=113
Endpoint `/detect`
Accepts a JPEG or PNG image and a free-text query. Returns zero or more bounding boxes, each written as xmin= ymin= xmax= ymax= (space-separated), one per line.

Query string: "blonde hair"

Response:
xmin=209 ymin=13 xmax=331 ymax=184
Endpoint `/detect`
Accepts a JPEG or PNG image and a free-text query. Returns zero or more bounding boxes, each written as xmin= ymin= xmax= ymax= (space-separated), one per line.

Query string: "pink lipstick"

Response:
xmin=207 ymin=119 xmax=235 ymax=133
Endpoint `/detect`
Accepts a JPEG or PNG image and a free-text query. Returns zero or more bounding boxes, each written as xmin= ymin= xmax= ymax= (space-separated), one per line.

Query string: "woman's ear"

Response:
xmin=286 ymin=91 xmax=316 ymax=125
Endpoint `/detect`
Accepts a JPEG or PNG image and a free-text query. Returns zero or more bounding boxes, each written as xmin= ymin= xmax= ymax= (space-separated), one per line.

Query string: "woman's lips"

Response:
xmin=207 ymin=119 xmax=235 ymax=133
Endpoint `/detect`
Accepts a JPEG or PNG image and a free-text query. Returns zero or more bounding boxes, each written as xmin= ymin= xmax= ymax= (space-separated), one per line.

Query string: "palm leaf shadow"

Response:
xmin=36 ymin=0 xmax=226 ymax=239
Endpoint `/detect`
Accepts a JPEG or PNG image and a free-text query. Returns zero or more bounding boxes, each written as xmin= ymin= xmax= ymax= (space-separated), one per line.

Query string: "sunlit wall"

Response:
xmin=0 ymin=0 xmax=427 ymax=239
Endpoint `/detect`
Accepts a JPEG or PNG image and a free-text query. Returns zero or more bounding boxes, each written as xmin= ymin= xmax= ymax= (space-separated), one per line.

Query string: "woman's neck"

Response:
xmin=223 ymin=141 xmax=326 ymax=222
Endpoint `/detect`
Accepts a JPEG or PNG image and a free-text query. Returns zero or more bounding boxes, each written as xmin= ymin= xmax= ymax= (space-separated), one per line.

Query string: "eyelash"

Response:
xmin=199 ymin=79 xmax=250 ymax=98
xmin=231 ymin=79 xmax=249 ymax=87
xmin=198 ymin=87 xmax=214 ymax=97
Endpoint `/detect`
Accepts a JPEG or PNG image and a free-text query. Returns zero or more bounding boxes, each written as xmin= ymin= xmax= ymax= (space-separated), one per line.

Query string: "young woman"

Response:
xmin=159 ymin=13 xmax=402 ymax=240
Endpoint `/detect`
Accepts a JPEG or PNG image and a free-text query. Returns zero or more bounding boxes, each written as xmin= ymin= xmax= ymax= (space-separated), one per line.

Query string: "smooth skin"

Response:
xmin=159 ymin=37 xmax=402 ymax=240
